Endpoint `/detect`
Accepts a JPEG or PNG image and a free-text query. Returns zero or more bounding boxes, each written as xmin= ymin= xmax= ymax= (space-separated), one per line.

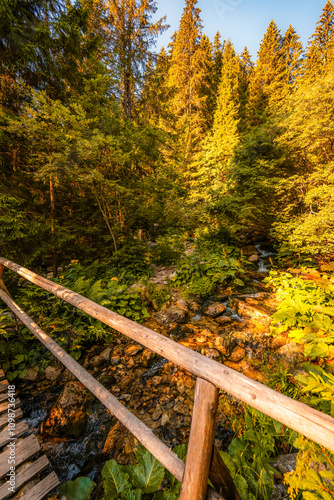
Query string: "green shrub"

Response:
xmin=265 ymin=271 xmax=334 ymax=359
xmin=173 ymin=249 xmax=245 ymax=297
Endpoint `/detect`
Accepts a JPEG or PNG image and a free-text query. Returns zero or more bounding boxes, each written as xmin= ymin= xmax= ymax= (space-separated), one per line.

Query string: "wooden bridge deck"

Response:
xmin=0 ymin=368 xmax=60 ymax=500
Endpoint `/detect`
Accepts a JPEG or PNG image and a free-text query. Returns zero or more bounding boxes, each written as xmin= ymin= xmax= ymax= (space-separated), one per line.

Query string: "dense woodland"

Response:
xmin=1 ymin=0 xmax=333 ymax=270
xmin=1 ymin=1 xmax=334 ymax=500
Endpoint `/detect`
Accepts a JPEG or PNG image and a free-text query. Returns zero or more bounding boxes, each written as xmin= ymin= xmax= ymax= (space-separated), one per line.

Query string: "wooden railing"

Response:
xmin=1 ymin=257 xmax=334 ymax=500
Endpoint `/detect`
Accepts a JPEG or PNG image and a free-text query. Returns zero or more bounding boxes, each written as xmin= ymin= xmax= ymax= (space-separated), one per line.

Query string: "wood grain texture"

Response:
xmin=0 ymin=455 xmax=50 ymax=500
xmin=0 ymin=258 xmax=333 ymax=453
xmin=179 ymin=378 xmax=219 ymax=500
xmin=0 ymin=420 xmax=28 ymax=448
xmin=19 ymin=471 xmax=60 ymax=500
xmin=0 ymin=380 xmax=8 ymax=394
xmin=0 ymin=399 xmax=21 ymax=416
xmin=0 ymin=393 xmax=8 ymax=403
xmin=209 ymin=446 xmax=241 ymax=500
xmin=0 ymin=408 xmax=23 ymax=430
xmin=0 ymin=289 xmax=225 ymax=500
xmin=0 ymin=434 xmax=40 ymax=479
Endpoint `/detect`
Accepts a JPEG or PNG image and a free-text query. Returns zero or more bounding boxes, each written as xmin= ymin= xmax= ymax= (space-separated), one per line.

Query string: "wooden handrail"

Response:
xmin=1 ymin=257 xmax=334 ymax=453
xmin=0 ymin=286 xmax=222 ymax=500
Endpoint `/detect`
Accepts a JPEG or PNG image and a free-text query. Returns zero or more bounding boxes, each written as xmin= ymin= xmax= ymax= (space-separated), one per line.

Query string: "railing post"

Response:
xmin=179 ymin=377 xmax=219 ymax=500
xmin=0 ymin=265 xmax=11 ymax=297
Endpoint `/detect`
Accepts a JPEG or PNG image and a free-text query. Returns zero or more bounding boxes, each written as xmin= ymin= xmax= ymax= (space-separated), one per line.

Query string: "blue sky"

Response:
xmin=153 ymin=0 xmax=327 ymax=60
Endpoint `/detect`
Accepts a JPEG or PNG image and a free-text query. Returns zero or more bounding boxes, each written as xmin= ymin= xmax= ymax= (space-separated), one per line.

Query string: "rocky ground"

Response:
xmin=13 ymin=243 xmax=304 ymax=499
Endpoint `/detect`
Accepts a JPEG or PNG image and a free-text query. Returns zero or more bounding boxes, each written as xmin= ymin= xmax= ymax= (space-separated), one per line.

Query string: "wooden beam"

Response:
xmin=0 ymin=279 xmax=11 ymax=298
xmin=0 ymin=420 xmax=29 ymax=449
xmin=0 ymin=408 xmax=23 ymax=430
xmin=0 ymin=455 xmax=49 ymax=500
xmin=209 ymin=446 xmax=241 ymax=500
xmin=0 ymin=434 xmax=40 ymax=479
xmin=0 ymin=264 xmax=4 ymax=279
xmin=0 ymin=380 xmax=8 ymax=394
xmin=0 ymin=398 xmax=21 ymax=416
xmin=19 ymin=471 xmax=60 ymax=500
xmin=0 ymin=289 xmax=223 ymax=500
xmin=0 ymin=393 xmax=8 ymax=403
xmin=0 ymin=259 xmax=334 ymax=453
xmin=179 ymin=378 xmax=219 ymax=500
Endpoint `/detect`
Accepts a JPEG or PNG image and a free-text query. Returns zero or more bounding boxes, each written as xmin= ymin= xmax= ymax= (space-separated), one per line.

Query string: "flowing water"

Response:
xmin=17 ymin=240 xmax=277 ymax=488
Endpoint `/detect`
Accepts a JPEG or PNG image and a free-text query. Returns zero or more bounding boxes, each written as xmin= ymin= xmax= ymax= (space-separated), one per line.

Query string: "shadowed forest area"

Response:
xmin=1 ymin=1 xmax=334 ymax=499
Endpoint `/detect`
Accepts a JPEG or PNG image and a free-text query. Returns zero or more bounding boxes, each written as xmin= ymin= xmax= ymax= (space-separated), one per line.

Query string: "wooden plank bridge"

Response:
xmin=1 ymin=256 xmax=334 ymax=499
xmin=0 ymin=368 xmax=60 ymax=500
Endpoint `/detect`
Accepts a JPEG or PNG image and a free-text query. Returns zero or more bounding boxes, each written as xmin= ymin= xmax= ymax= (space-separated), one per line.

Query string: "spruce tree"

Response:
xmin=238 ymin=46 xmax=253 ymax=132
xmin=167 ymin=0 xmax=211 ymax=163
xmin=304 ymin=0 xmax=334 ymax=78
xmin=104 ymin=0 xmax=168 ymax=119
xmin=189 ymin=40 xmax=239 ymax=203
xmin=282 ymin=25 xmax=303 ymax=84
xmin=248 ymin=20 xmax=287 ymax=125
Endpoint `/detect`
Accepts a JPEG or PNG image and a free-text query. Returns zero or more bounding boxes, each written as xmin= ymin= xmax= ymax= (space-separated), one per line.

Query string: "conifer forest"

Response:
xmin=1 ymin=1 xmax=334 ymax=499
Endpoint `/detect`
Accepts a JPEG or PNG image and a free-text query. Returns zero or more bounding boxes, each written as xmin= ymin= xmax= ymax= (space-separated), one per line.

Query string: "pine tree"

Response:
xmin=138 ymin=47 xmax=171 ymax=125
xmin=189 ymin=40 xmax=239 ymax=203
xmin=104 ymin=0 xmax=168 ymax=119
xmin=238 ymin=46 xmax=253 ymax=132
xmin=210 ymin=31 xmax=223 ymax=111
xmin=282 ymin=25 xmax=303 ymax=84
xmin=248 ymin=20 xmax=287 ymax=125
xmin=167 ymin=0 xmax=211 ymax=162
xmin=304 ymin=0 xmax=334 ymax=78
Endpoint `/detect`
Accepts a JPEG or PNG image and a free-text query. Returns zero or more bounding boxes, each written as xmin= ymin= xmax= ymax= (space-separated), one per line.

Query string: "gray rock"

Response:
xmin=248 ymin=254 xmax=259 ymax=263
xmin=272 ymin=453 xmax=298 ymax=474
xmin=100 ymin=347 xmax=112 ymax=361
xmin=44 ymin=366 xmax=62 ymax=381
xmin=21 ymin=368 xmax=39 ymax=381
xmin=156 ymin=307 xmax=187 ymax=325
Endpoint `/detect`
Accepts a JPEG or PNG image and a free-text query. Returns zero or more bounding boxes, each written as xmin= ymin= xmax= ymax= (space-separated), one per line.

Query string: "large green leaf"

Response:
xmin=58 ymin=477 xmax=96 ymax=500
xmin=102 ymin=459 xmax=131 ymax=499
xmin=132 ymin=449 xmax=165 ymax=493
xmin=122 ymin=489 xmax=142 ymax=500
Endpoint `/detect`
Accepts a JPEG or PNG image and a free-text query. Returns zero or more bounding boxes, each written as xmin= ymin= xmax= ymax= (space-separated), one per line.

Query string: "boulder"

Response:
xmin=272 ymin=453 xmax=297 ymax=474
xmin=237 ymin=300 xmax=272 ymax=327
xmin=248 ymin=254 xmax=259 ymax=263
xmin=44 ymin=366 xmax=63 ymax=382
xmin=204 ymin=348 xmax=220 ymax=359
xmin=241 ymin=245 xmax=259 ymax=256
xmin=21 ymin=368 xmax=39 ymax=382
xmin=124 ymin=345 xmax=143 ymax=356
xmin=156 ymin=307 xmax=187 ymax=325
xmin=100 ymin=347 xmax=112 ymax=361
xmin=214 ymin=335 xmax=237 ymax=356
xmin=175 ymin=298 xmax=189 ymax=311
xmin=229 ymin=346 xmax=246 ymax=363
xmin=204 ymin=303 xmax=227 ymax=318
xmin=42 ymin=381 xmax=91 ymax=438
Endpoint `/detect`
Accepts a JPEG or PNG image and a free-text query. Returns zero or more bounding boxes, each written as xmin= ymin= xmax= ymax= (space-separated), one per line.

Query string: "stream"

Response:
xmin=18 ymin=242 xmax=276 ymax=490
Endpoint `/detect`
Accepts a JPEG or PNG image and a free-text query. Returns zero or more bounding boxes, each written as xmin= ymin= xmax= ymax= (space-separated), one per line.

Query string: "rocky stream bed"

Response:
xmin=14 ymin=243 xmax=303 ymax=499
